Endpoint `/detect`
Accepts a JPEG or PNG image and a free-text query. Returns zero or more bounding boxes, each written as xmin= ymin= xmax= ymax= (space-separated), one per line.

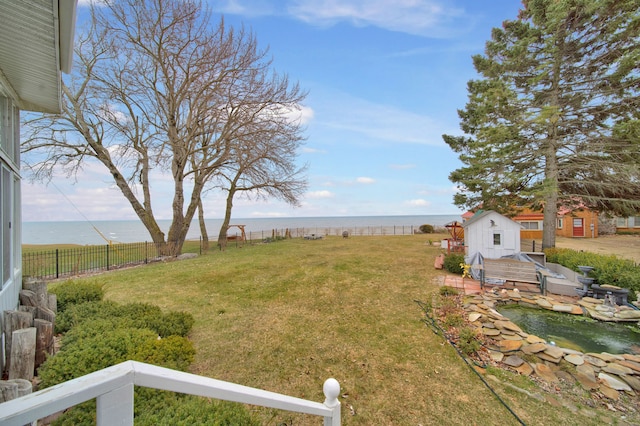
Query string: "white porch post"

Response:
xmin=322 ymin=378 xmax=341 ymax=426
xmin=96 ymin=382 xmax=134 ymax=426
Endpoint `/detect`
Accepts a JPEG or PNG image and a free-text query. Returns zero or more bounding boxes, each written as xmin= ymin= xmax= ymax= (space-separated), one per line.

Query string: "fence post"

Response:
xmin=323 ymin=378 xmax=341 ymax=426
xmin=55 ymin=249 xmax=59 ymax=279
xmin=106 ymin=244 xmax=110 ymax=271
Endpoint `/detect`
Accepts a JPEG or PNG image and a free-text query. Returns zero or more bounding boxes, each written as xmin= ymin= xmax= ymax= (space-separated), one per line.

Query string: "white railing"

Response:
xmin=0 ymin=361 xmax=341 ymax=426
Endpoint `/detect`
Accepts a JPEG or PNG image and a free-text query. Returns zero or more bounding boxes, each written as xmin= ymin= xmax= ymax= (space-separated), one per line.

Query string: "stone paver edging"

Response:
xmin=465 ymin=289 xmax=640 ymax=401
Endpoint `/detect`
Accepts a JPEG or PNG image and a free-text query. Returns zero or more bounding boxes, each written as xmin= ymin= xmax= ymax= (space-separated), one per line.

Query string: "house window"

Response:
xmin=2 ymin=165 xmax=11 ymax=286
xmin=557 ymin=218 xmax=563 ymax=229
xmin=634 ymin=217 xmax=640 ymax=228
xmin=493 ymin=232 xmax=502 ymax=246
xmin=616 ymin=217 xmax=628 ymax=228
xmin=520 ymin=221 xmax=540 ymax=230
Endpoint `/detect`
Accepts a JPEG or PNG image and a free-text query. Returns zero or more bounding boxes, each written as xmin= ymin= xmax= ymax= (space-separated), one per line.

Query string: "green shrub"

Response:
xmin=544 ymin=247 xmax=640 ymax=301
xmin=52 ymin=389 xmax=260 ymax=426
xmin=56 ymin=301 xmax=194 ymax=336
xmin=419 ymin=224 xmax=434 ymax=234
xmin=38 ymin=328 xmax=160 ymax=388
xmin=443 ymin=253 xmax=465 ymax=274
xmin=132 ymin=335 xmax=195 ymax=371
xmin=439 ymin=285 xmax=459 ymax=296
xmin=49 ymin=279 xmax=104 ymax=312
xmin=458 ymin=326 xmax=481 ymax=355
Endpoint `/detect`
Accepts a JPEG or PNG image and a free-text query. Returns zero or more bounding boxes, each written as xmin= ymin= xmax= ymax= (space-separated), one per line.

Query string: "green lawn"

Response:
xmin=58 ymin=235 xmax=627 ymax=425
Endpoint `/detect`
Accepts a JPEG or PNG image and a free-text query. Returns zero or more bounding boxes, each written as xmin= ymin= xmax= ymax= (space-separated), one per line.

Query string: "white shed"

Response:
xmin=463 ymin=210 xmax=522 ymax=259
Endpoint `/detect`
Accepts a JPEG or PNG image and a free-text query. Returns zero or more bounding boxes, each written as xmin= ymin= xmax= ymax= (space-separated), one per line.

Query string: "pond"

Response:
xmin=497 ymin=305 xmax=640 ymax=355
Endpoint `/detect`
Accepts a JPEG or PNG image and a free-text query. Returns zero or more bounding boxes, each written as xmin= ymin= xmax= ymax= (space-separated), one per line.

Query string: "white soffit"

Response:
xmin=0 ymin=0 xmax=77 ymax=113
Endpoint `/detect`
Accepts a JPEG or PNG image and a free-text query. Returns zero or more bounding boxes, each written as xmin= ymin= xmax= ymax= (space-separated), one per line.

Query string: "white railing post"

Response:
xmin=322 ymin=378 xmax=341 ymax=426
xmin=96 ymin=382 xmax=134 ymax=426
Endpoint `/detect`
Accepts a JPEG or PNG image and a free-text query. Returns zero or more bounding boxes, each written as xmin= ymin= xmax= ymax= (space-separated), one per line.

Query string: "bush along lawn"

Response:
xmin=545 ymin=247 xmax=640 ymax=301
xmin=41 ymin=280 xmax=260 ymax=425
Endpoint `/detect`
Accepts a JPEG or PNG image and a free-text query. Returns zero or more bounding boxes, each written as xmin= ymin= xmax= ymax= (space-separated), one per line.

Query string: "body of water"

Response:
xmin=498 ymin=305 xmax=640 ymax=355
xmin=22 ymin=214 xmax=462 ymax=245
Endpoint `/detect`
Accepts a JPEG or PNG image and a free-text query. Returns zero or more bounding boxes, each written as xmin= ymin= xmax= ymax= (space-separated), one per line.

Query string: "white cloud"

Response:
xmin=288 ymin=0 xmax=464 ymax=37
xmin=306 ymin=190 xmax=334 ymax=199
xmin=356 ymin=177 xmax=375 ymax=184
xmin=406 ymin=199 xmax=431 ymax=207
xmin=301 ymin=147 xmax=326 ymax=154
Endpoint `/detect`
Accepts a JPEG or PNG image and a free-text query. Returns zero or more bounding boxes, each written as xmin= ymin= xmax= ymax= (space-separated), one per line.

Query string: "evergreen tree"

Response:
xmin=444 ymin=0 xmax=640 ymax=248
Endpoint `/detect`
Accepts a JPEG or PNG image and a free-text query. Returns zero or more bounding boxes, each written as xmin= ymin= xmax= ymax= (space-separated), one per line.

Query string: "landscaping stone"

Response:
xmin=468 ymin=313 xmax=482 ymax=322
xmin=543 ymin=345 xmax=565 ymax=360
xmin=494 ymin=320 xmax=522 ymax=333
xmin=617 ymin=360 xmax=640 ymax=373
xmin=599 ymin=385 xmax=620 ymax=400
xmin=515 ymin=362 xmax=534 ymax=376
xmin=565 ymin=354 xmax=585 ymax=366
xmin=598 ymin=373 xmax=633 ymax=392
xmin=534 ymin=363 xmax=559 ymax=383
xmin=583 ymin=355 xmax=607 ymax=368
xmin=552 ymin=304 xmax=575 ymax=313
xmin=526 ymin=335 xmax=546 ymax=344
xmin=503 ymin=355 xmax=525 ymax=367
xmin=603 ymin=363 xmax=634 ymax=376
xmin=498 ymin=339 xmax=523 ymax=352
xmin=482 ymin=328 xmax=501 ymax=336
xmin=522 ymin=342 xmax=547 ymax=355
xmin=488 ymin=350 xmax=504 ymax=363
xmin=536 ymin=299 xmax=553 ymax=309
xmin=460 ymin=289 xmax=640 ymax=406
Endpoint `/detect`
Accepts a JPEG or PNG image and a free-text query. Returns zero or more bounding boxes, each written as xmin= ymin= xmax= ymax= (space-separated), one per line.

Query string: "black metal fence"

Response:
xmin=23 ymin=225 xmax=429 ymax=280
xmin=22 ymin=242 xmax=165 ymax=281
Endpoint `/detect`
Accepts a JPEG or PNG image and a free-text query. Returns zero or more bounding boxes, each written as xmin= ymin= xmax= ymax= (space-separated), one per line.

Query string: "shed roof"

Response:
xmin=0 ymin=0 xmax=77 ymax=113
xmin=463 ymin=210 xmax=523 ymax=229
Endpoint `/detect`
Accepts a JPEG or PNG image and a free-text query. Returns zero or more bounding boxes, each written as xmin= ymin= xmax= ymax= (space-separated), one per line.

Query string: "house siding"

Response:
xmin=0 ymin=95 xmax=22 ymax=372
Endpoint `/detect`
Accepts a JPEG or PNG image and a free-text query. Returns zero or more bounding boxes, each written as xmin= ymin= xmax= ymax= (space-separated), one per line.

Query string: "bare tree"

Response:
xmin=212 ymin=112 xmax=308 ymax=250
xmin=21 ymin=0 xmax=306 ymax=255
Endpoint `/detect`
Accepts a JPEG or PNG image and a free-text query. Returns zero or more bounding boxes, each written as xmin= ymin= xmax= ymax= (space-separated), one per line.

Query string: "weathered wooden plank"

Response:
xmin=8 ymin=328 xmax=37 ymax=380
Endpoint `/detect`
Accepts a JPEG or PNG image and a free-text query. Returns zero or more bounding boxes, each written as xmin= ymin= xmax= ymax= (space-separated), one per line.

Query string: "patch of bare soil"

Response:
xmin=555 ymin=235 xmax=640 ymax=264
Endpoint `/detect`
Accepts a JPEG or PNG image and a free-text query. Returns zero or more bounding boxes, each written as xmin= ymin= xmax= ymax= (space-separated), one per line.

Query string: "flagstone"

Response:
xmin=468 ymin=312 xmax=482 ymax=322
xmin=534 ymin=363 xmax=559 ymax=383
xmin=598 ymin=373 xmax=632 ymax=391
xmin=515 ymin=362 xmax=534 ymax=376
xmin=603 ymin=363 xmax=634 ymax=376
xmin=564 ymin=354 xmax=584 ymax=366
xmin=498 ymin=339 xmax=523 ymax=352
xmin=494 ymin=320 xmax=522 ymax=333
xmin=503 ymin=355 xmax=525 ymax=367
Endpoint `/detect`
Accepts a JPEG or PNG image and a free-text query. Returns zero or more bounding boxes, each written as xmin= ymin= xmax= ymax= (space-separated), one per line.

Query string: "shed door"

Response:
xmin=572 ymin=218 xmax=584 ymax=237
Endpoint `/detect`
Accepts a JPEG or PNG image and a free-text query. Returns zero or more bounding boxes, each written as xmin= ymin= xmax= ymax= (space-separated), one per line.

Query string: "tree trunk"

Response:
xmin=35 ymin=319 xmax=54 ymax=370
xmin=9 ymin=327 xmax=37 ymax=380
xmin=198 ymin=198 xmax=209 ymax=253
xmin=217 ymin=187 xmax=237 ymax=250
xmin=542 ymin=141 xmax=559 ymax=249
xmin=3 ymin=311 xmax=33 ymax=375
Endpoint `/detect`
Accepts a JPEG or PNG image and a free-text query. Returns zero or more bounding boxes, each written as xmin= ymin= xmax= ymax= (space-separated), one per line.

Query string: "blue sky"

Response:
xmin=22 ymin=0 xmax=524 ymax=222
